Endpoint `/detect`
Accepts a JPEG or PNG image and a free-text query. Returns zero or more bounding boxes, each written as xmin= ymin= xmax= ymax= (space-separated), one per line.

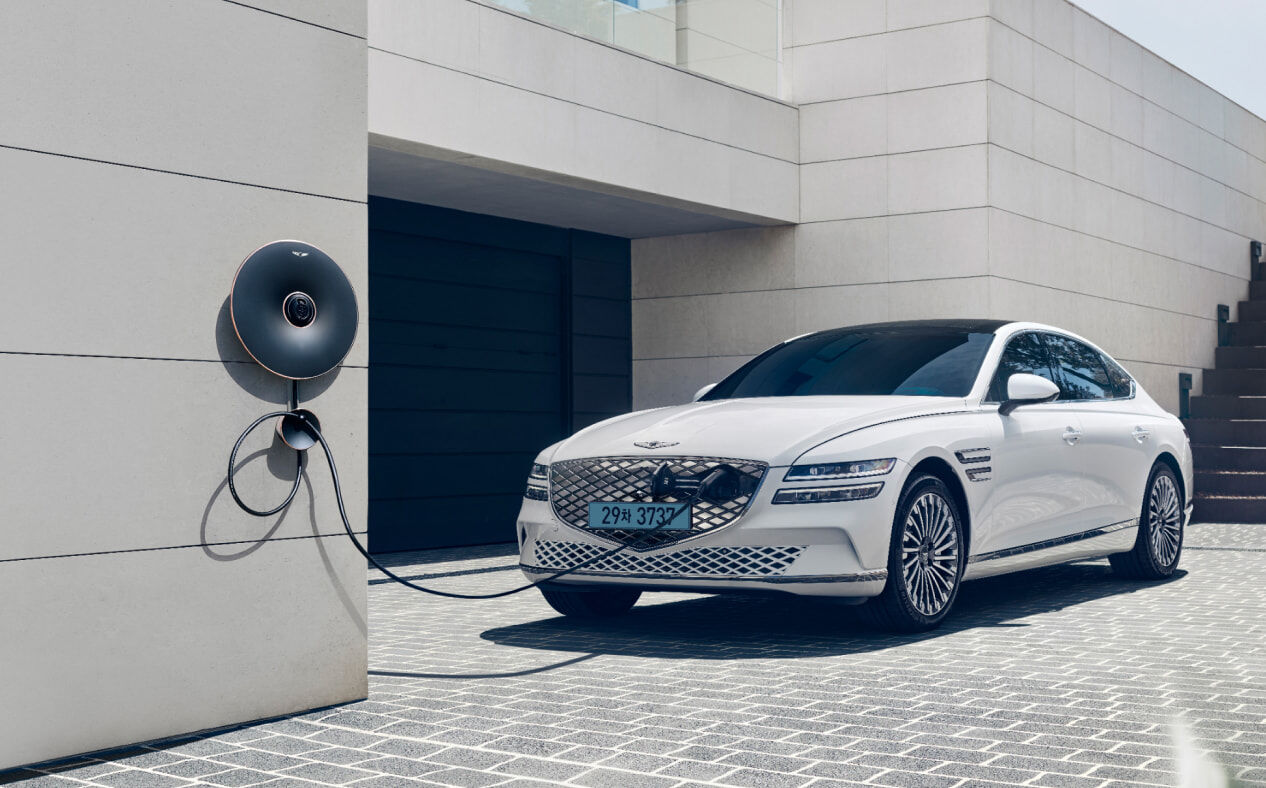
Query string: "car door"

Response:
xmin=1042 ymin=333 xmax=1151 ymax=529
xmin=976 ymin=331 xmax=1090 ymax=553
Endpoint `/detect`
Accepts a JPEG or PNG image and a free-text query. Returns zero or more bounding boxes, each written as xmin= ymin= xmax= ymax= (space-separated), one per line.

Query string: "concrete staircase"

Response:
xmin=1183 ymin=258 xmax=1266 ymax=522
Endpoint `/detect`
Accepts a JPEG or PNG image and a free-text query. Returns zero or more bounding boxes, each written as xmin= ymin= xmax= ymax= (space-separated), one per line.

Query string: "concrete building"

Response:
xmin=1 ymin=0 xmax=369 ymax=771
xmin=3 ymin=0 xmax=1264 ymax=772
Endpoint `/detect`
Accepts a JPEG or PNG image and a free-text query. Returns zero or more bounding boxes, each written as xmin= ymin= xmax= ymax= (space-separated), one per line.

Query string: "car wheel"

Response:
xmin=1110 ymin=462 xmax=1184 ymax=579
xmin=538 ymin=584 xmax=641 ymax=618
xmin=864 ymin=473 xmax=965 ymax=632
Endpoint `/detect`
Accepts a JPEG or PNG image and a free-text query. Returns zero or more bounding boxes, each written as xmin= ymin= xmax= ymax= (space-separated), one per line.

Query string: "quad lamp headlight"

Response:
xmin=783 ymin=457 xmax=896 ymax=481
xmin=772 ymin=482 xmax=884 ymax=505
xmin=524 ymin=463 xmax=550 ymax=501
xmin=773 ymin=457 xmax=893 ymax=504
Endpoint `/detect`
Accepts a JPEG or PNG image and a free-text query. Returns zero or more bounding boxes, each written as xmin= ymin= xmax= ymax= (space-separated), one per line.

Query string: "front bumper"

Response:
xmin=515 ymin=466 xmax=901 ymax=598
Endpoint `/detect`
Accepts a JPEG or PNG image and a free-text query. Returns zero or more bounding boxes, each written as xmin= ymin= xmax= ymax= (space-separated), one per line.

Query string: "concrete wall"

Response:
xmin=632 ymin=0 xmax=1266 ymax=413
xmin=0 ymin=0 xmax=368 ymax=769
xmin=634 ymin=1 xmax=994 ymax=407
xmin=368 ymin=0 xmax=799 ymax=230
xmin=984 ymin=0 xmax=1266 ymax=410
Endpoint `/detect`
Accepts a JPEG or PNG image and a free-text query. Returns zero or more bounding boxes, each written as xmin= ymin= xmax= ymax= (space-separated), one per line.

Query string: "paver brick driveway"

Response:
xmin=6 ymin=523 xmax=1266 ymax=787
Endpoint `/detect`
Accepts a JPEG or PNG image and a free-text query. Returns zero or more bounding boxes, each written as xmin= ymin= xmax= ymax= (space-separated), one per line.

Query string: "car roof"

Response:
xmin=806 ymin=319 xmax=1015 ymax=334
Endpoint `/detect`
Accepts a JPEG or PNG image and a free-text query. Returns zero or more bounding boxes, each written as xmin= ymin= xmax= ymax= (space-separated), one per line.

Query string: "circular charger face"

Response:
xmin=230 ymin=241 xmax=358 ymax=380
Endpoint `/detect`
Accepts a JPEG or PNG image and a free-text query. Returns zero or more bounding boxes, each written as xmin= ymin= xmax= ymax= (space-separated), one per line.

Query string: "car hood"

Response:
xmin=551 ymin=396 xmax=969 ymax=466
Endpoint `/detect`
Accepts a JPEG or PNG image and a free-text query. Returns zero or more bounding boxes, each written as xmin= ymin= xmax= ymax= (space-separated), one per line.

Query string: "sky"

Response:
xmin=1069 ymin=0 xmax=1266 ymax=119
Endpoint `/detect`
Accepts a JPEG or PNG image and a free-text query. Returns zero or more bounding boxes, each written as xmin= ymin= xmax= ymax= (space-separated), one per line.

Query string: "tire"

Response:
xmin=863 ymin=474 xmax=966 ymax=632
xmin=1110 ymin=462 xmax=1184 ymax=580
xmin=538 ymin=584 xmax=641 ymax=618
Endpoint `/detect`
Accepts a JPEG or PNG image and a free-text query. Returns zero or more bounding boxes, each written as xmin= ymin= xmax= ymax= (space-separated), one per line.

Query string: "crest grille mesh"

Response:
xmin=549 ymin=456 xmax=768 ymax=549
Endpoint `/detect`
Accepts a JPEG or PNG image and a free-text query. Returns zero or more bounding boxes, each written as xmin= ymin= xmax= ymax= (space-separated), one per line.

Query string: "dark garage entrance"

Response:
xmin=368 ymin=198 xmax=632 ymax=552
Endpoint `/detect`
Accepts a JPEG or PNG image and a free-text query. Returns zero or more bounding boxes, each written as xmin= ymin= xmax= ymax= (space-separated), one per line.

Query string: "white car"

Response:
xmin=516 ymin=320 xmax=1193 ymax=631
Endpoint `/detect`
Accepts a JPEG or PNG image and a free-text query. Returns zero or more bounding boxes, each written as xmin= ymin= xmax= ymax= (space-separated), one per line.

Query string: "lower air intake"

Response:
xmin=531 ymin=541 xmax=804 ymax=578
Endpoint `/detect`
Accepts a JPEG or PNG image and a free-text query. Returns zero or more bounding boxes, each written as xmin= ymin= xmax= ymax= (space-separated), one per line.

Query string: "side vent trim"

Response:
xmin=955 ymin=448 xmax=991 ymax=465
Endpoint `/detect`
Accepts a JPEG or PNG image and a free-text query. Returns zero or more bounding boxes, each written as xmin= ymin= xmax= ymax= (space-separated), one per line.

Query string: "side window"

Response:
xmin=1101 ymin=353 xmax=1134 ymax=398
xmin=988 ymin=332 xmax=1058 ymax=402
xmin=1044 ymin=334 xmax=1113 ymax=401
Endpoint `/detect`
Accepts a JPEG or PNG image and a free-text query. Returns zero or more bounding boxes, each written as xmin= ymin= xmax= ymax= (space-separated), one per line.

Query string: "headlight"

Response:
xmin=524 ymin=463 xmax=550 ymax=501
xmin=784 ymin=458 xmax=895 ymax=481
xmin=772 ymin=482 xmax=884 ymax=504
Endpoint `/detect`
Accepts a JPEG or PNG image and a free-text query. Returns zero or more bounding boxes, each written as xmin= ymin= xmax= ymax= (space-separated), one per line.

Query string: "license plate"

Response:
xmin=588 ymin=502 xmax=691 ymax=531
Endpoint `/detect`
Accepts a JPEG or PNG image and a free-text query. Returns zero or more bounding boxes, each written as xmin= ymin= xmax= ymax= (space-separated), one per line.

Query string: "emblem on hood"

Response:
xmin=634 ymin=440 xmax=679 ymax=450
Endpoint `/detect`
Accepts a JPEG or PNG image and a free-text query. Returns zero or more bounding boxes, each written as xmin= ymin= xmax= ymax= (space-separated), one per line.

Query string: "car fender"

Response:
xmin=791 ymin=409 xmax=1003 ymax=551
xmin=1151 ymin=422 xmax=1195 ymax=507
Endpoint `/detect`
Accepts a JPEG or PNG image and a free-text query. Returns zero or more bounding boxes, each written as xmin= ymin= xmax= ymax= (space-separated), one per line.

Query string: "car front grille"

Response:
xmin=531 ymin=541 xmax=804 ymax=578
xmin=549 ymin=456 xmax=768 ymax=549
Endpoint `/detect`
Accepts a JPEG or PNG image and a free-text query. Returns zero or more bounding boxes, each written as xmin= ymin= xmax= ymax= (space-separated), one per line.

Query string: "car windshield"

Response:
xmin=702 ymin=327 xmax=995 ymax=399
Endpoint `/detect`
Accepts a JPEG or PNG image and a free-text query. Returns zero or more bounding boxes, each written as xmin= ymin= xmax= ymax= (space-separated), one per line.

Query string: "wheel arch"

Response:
xmin=905 ymin=455 xmax=973 ymax=557
xmin=1154 ymin=451 xmax=1186 ymax=507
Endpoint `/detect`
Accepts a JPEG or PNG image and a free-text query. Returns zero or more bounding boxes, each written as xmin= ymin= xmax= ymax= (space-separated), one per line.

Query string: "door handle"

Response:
xmin=1063 ymin=427 xmax=1083 ymax=445
xmin=1132 ymin=426 xmax=1151 ymax=443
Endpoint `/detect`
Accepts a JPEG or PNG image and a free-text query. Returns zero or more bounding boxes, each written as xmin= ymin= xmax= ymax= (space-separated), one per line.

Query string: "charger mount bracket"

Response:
xmin=277 ymin=409 xmax=321 ymax=452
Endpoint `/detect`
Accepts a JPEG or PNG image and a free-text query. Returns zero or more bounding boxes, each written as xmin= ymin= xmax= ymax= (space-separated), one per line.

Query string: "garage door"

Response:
xmin=368 ymin=198 xmax=630 ymax=552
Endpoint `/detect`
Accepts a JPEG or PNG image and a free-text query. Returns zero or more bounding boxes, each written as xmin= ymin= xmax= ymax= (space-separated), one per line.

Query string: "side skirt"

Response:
xmin=962 ymin=519 xmax=1139 ymax=581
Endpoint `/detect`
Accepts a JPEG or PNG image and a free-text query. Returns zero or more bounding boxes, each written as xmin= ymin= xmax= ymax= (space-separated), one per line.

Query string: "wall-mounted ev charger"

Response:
xmin=230 ymin=240 xmax=353 ymax=454
xmin=224 ymin=241 xmax=721 ymax=600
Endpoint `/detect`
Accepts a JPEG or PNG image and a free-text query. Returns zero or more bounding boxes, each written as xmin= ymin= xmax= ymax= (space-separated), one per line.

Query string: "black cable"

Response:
xmin=227 ymin=411 xmax=717 ymax=600
xmin=227 ymin=411 xmax=303 ymax=517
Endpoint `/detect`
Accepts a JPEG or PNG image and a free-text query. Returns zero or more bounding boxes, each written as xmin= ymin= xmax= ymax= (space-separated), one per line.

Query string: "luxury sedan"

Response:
xmin=516 ymin=320 xmax=1192 ymax=631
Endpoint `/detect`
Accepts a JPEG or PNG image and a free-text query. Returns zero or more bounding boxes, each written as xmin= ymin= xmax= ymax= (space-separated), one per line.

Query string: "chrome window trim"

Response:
xmin=984 ymin=329 xmax=1137 ymax=405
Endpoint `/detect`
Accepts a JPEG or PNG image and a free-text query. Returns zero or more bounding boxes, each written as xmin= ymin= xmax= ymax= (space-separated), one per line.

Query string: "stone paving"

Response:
xmin=6 ymin=523 xmax=1266 ymax=788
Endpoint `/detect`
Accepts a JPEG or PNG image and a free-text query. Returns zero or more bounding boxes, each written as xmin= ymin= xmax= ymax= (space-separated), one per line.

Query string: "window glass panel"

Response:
xmin=1044 ymin=334 xmax=1113 ymax=401
xmin=1101 ymin=353 xmax=1134 ymax=398
xmin=485 ymin=0 xmax=777 ymax=96
xmin=704 ymin=329 xmax=995 ymax=399
xmin=987 ymin=332 xmax=1057 ymax=402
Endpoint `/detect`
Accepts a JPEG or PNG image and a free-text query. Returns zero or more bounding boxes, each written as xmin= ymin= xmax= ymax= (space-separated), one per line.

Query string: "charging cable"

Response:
xmin=227 ymin=410 xmax=726 ymax=600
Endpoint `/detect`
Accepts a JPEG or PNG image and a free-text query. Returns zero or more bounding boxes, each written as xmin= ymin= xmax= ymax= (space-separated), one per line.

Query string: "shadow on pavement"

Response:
xmin=481 ymin=562 xmax=1188 ymax=659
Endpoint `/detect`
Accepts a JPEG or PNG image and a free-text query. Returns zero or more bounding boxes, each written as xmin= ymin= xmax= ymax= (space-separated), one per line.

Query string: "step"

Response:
xmin=1192 ymin=445 xmax=1266 ymax=471
xmin=1215 ymin=346 xmax=1266 ymax=369
xmin=1203 ymin=368 xmax=1266 ymax=395
xmin=1252 ymin=280 xmax=1266 ymax=300
xmin=1192 ymin=495 xmax=1266 ymax=523
xmin=1183 ymin=419 xmax=1266 ymax=446
xmin=1240 ymin=301 xmax=1266 ymax=322
xmin=1228 ymin=322 xmax=1266 ymax=346
xmin=1194 ymin=471 xmax=1266 ymax=496
xmin=1189 ymin=395 xmax=1266 ymax=419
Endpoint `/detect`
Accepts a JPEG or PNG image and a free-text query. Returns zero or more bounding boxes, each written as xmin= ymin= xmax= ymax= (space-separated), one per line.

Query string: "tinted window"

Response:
xmin=703 ymin=329 xmax=995 ymax=399
xmin=988 ymin=332 xmax=1058 ymax=402
xmin=1101 ymin=353 xmax=1134 ymax=398
xmin=1044 ymin=334 xmax=1113 ymax=400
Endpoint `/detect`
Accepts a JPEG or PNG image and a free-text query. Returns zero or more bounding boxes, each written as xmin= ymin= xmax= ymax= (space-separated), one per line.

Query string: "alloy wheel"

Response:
xmin=1148 ymin=473 xmax=1182 ymax=567
xmin=900 ymin=492 xmax=961 ymax=617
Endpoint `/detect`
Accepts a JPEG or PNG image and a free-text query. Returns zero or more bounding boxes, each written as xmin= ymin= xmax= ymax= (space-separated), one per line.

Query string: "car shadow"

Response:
xmin=480 ymin=563 xmax=1188 ymax=659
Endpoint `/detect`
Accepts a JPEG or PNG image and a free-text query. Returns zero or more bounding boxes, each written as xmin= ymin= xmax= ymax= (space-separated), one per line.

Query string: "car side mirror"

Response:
xmin=999 ymin=373 xmax=1060 ymax=415
xmin=693 ymin=383 xmax=717 ymax=402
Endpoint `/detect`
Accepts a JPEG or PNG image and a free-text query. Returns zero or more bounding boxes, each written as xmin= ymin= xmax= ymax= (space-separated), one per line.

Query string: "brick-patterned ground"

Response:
xmin=6 ymin=523 xmax=1266 ymax=787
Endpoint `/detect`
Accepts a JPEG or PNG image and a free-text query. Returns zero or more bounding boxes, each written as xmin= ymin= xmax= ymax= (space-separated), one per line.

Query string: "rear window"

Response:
xmin=1100 ymin=353 xmax=1135 ymax=398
